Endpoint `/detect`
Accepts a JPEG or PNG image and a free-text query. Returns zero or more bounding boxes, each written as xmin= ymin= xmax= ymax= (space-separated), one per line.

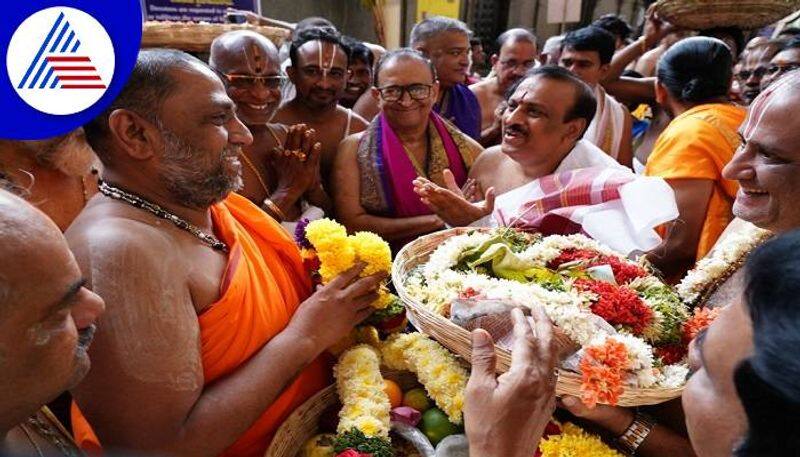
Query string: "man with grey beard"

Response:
xmin=0 ymin=129 xmax=99 ymax=231
xmin=66 ymin=48 xmax=384 ymax=456
xmin=0 ymin=189 xmax=105 ymax=455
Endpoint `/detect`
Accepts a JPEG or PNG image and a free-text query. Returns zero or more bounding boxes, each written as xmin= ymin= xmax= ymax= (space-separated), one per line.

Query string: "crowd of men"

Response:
xmin=3 ymin=7 xmax=800 ymax=457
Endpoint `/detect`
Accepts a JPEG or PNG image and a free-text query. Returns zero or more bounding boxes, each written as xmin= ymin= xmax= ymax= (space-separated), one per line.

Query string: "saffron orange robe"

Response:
xmin=72 ymin=193 xmax=330 ymax=457
xmin=645 ymin=103 xmax=745 ymax=260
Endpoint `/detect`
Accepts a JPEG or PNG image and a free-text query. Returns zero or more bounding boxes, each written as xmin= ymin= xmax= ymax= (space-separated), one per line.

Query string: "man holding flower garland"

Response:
xmin=65 ymin=49 xmax=384 ymax=457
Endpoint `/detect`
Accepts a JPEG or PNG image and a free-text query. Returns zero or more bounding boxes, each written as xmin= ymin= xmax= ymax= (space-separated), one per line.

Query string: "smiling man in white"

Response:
xmin=414 ymin=66 xmax=677 ymax=255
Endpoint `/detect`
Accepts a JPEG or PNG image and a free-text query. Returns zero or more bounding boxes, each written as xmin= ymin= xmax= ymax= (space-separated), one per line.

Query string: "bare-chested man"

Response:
xmin=273 ymin=27 xmax=368 ymax=190
xmin=470 ymin=28 xmax=538 ymax=147
xmin=0 ymin=189 xmax=104 ymax=456
xmin=67 ymin=49 xmax=382 ymax=457
xmin=209 ymin=30 xmax=330 ymax=231
xmin=414 ymin=66 xmax=622 ymax=226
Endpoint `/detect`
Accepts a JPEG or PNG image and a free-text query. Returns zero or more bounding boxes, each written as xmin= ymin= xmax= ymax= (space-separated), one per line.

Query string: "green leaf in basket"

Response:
xmin=334 ymin=428 xmax=394 ymax=457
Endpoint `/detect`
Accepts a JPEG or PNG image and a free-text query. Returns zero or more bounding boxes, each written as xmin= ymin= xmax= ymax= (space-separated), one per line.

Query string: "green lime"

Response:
xmin=420 ymin=407 xmax=459 ymax=445
xmin=402 ymin=388 xmax=431 ymax=412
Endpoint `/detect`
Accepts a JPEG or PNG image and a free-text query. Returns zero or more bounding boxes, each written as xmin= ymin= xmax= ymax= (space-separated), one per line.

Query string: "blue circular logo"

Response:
xmin=1 ymin=1 xmax=142 ymax=139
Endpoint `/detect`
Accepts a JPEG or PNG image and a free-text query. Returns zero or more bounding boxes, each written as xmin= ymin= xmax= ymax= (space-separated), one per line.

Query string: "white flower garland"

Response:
xmin=677 ymin=223 xmax=772 ymax=306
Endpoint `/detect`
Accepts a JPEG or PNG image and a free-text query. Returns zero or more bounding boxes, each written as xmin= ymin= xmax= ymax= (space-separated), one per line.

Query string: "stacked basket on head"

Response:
xmin=652 ymin=0 xmax=800 ymax=29
xmin=141 ymin=21 xmax=288 ymax=53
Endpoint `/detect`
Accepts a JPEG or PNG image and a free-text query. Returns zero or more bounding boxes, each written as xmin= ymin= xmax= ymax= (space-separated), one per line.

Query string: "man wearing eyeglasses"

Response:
xmin=470 ymin=28 xmax=538 ymax=147
xmin=410 ymin=16 xmax=482 ymax=141
xmin=332 ymin=49 xmax=482 ymax=251
xmin=760 ymin=37 xmax=800 ymax=90
xmin=273 ymin=27 xmax=368 ymax=192
xmin=736 ymin=39 xmax=782 ymax=105
xmin=209 ymin=30 xmax=331 ymax=232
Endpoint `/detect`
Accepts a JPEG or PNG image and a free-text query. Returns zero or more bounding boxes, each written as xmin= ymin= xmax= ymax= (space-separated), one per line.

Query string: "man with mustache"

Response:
xmin=273 ymin=27 xmax=368 ymax=192
xmin=470 ymin=28 xmax=538 ymax=147
xmin=0 ymin=129 xmax=99 ymax=231
xmin=0 ymin=189 xmax=105 ymax=456
xmin=209 ymin=30 xmax=330 ymax=232
xmin=414 ymin=66 xmax=625 ymax=228
xmin=66 ymin=49 xmax=384 ymax=457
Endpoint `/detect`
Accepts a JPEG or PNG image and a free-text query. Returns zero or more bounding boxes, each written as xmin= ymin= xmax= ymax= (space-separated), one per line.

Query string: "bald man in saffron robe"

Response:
xmin=67 ymin=49 xmax=383 ymax=457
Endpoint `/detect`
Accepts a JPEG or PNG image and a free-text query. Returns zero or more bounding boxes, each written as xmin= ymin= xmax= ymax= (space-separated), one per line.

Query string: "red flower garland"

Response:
xmin=548 ymin=248 xmax=648 ymax=284
xmin=654 ymin=343 xmax=687 ymax=365
xmin=575 ymin=279 xmax=654 ymax=335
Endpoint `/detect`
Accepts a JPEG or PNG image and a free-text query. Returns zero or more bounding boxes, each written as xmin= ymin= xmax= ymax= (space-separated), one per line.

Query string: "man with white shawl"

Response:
xmin=414 ymin=67 xmax=676 ymax=256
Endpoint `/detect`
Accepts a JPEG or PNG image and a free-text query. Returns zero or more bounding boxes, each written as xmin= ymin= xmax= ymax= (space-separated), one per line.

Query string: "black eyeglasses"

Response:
xmin=218 ymin=73 xmax=286 ymax=90
xmin=376 ymin=84 xmax=433 ymax=102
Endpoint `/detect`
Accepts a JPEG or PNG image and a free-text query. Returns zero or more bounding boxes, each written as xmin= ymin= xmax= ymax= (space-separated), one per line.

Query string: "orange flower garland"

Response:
xmin=579 ymin=338 xmax=630 ymax=408
xmin=682 ymin=307 xmax=722 ymax=343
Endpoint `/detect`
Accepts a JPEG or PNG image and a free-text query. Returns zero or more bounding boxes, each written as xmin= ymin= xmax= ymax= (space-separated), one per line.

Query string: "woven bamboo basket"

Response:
xmin=265 ymin=371 xmax=418 ymax=457
xmin=392 ymin=228 xmax=684 ymax=407
xmin=653 ymin=0 xmax=800 ymax=30
xmin=142 ymin=21 xmax=289 ymax=53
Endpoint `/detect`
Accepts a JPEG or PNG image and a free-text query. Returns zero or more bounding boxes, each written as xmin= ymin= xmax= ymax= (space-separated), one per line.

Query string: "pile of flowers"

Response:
xmin=404 ymin=228 xmax=711 ymax=406
xmin=537 ymin=422 xmax=622 ymax=457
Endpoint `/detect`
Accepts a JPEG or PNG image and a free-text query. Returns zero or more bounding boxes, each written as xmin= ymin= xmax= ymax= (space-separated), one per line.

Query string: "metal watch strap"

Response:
xmin=617 ymin=412 xmax=655 ymax=455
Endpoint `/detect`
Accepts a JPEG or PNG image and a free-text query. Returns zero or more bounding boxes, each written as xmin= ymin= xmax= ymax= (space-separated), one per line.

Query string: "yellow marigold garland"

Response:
xmin=304 ymin=219 xmax=356 ymax=283
xmin=334 ymin=345 xmax=391 ymax=438
xmin=539 ymin=423 xmax=622 ymax=457
xmin=304 ymin=219 xmax=392 ymax=309
xmin=380 ymin=332 xmax=467 ymax=424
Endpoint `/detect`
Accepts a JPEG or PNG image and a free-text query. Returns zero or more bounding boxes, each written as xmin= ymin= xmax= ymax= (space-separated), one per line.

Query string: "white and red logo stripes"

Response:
xmin=7 ymin=7 xmax=115 ymax=115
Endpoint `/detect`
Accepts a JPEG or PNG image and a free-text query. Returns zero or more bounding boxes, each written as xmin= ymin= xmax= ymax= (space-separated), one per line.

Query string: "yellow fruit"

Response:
xmin=402 ymin=388 xmax=431 ymax=412
xmin=300 ymin=433 xmax=336 ymax=457
xmin=383 ymin=379 xmax=403 ymax=409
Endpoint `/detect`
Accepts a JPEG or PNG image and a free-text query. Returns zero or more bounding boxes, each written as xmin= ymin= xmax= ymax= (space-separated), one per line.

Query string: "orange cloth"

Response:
xmin=72 ymin=193 xmax=330 ymax=457
xmin=645 ymin=103 xmax=745 ymax=260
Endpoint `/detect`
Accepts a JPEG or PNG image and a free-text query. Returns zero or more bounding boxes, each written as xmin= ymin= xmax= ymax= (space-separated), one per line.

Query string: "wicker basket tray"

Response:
xmin=653 ymin=0 xmax=800 ymax=30
xmin=265 ymin=371 xmax=418 ymax=457
xmin=265 ymin=386 xmax=336 ymax=457
xmin=392 ymin=228 xmax=684 ymax=407
xmin=142 ymin=21 xmax=289 ymax=53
